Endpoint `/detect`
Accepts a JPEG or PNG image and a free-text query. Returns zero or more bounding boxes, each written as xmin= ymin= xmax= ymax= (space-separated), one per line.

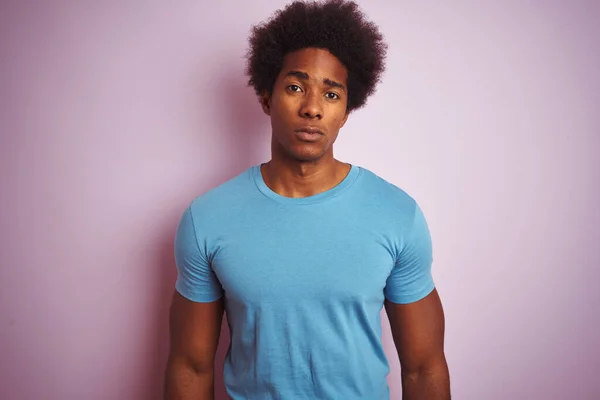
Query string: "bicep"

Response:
xmin=385 ymin=203 xmax=434 ymax=304
xmin=170 ymin=204 xmax=225 ymax=371
xmin=385 ymin=288 xmax=445 ymax=372
xmin=168 ymin=291 xmax=224 ymax=372
xmin=174 ymin=206 xmax=223 ymax=302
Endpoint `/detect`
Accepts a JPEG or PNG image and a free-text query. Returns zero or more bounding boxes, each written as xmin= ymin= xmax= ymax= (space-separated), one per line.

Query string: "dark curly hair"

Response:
xmin=245 ymin=0 xmax=387 ymax=112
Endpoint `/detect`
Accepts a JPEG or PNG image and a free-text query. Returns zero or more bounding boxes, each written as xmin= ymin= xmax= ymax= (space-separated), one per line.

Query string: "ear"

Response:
xmin=260 ymin=91 xmax=271 ymax=116
xmin=340 ymin=109 xmax=350 ymax=128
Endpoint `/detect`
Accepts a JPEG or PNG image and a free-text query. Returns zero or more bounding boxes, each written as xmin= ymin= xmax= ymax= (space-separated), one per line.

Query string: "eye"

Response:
xmin=287 ymin=84 xmax=302 ymax=92
xmin=326 ymin=92 xmax=340 ymax=100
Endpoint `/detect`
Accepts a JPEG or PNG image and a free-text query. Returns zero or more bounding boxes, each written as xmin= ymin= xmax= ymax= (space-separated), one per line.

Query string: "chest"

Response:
xmin=210 ymin=212 xmax=396 ymax=307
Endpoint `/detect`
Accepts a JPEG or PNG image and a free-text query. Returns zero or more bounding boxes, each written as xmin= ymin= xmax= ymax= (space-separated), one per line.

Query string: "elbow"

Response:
xmin=402 ymin=355 xmax=449 ymax=381
xmin=167 ymin=353 xmax=214 ymax=376
xmin=190 ymin=360 xmax=214 ymax=376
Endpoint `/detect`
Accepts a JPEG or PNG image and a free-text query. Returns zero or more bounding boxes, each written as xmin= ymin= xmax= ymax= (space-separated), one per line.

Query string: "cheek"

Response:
xmin=333 ymin=112 xmax=347 ymax=128
xmin=271 ymin=96 xmax=295 ymax=123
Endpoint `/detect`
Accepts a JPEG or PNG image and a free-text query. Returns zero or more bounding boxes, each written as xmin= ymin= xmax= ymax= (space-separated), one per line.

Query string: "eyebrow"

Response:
xmin=285 ymin=70 xmax=346 ymax=92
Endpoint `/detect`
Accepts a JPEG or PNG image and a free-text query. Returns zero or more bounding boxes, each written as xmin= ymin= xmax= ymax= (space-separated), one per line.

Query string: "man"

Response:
xmin=164 ymin=1 xmax=450 ymax=399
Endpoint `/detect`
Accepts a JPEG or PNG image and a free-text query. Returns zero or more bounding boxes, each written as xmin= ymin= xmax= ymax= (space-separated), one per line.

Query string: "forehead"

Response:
xmin=280 ymin=48 xmax=348 ymax=84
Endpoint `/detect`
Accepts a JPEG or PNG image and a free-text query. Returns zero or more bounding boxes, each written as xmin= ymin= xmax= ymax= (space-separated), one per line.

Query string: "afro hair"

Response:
xmin=245 ymin=0 xmax=387 ymax=112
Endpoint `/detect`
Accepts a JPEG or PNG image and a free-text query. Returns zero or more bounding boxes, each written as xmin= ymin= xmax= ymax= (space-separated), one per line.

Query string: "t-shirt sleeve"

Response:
xmin=174 ymin=205 xmax=224 ymax=302
xmin=384 ymin=203 xmax=435 ymax=304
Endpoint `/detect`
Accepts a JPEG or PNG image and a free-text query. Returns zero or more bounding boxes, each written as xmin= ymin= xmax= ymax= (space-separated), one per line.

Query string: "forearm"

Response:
xmin=164 ymin=358 xmax=214 ymax=400
xmin=401 ymin=360 xmax=450 ymax=400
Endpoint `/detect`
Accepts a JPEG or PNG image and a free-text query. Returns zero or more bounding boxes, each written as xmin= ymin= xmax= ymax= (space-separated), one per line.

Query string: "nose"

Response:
xmin=299 ymin=92 xmax=323 ymax=119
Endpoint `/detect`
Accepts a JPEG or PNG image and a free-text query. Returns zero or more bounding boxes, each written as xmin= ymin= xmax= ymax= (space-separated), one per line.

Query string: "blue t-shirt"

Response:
xmin=174 ymin=164 xmax=435 ymax=400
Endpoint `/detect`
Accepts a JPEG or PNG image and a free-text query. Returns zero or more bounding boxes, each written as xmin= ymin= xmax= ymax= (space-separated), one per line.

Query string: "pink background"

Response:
xmin=1 ymin=1 xmax=599 ymax=399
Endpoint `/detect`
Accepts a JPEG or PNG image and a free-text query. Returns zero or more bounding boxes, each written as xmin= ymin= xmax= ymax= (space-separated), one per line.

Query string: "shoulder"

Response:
xmin=356 ymin=166 xmax=419 ymax=219
xmin=187 ymin=166 xmax=257 ymax=222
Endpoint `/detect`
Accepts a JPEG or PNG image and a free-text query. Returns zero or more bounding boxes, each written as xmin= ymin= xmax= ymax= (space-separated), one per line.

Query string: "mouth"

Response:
xmin=295 ymin=126 xmax=324 ymax=135
xmin=294 ymin=127 xmax=324 ymax=142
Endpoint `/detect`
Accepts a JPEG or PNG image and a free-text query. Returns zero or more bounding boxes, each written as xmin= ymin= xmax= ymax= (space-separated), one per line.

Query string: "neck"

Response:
xmin=261 ymin=153 xmax=351 ymax=198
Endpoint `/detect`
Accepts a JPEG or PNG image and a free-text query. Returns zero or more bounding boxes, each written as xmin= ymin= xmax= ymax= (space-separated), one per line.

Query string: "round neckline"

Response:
xmin=252 ymin=164 xmax=361 ymax=205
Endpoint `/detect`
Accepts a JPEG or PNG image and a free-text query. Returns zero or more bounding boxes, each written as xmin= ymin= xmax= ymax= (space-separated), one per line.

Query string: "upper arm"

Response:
xmin=174 ymin=206 xmax=223 ymax=302
xmin=168 ymin=292 xmax=224 ymax=372
xmin=384 ymin=202 xmax=445 ymax=371
xmin=168 ymin=204 xmax=225 ymax=371
xmin=385 ymin=289 xmax=446 ymax=372
xmin=384 ymin=203 xmax=435 ymax=304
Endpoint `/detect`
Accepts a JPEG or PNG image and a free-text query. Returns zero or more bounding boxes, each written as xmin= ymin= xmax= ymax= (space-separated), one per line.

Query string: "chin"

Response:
xmin=274 ymin=137 xmax=329 ymax=162
xmin=287 ymin=148 xmax=326 ymax=163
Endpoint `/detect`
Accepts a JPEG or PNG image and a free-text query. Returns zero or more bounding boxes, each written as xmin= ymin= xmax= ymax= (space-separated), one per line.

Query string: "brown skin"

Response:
xmin=259 ymin=47 xmax=351 ymax=197
xmin=164 ymin=292 xmax=224 ymax=399
xmin=386 ymin=289 xmax=450 ymax=400
xmin=164 ymin=47 xmax=450 ymax=399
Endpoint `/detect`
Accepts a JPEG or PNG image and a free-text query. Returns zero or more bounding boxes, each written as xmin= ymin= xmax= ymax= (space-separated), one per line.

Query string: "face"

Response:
xmin=261 ymin=48 xmax=349 ymax=163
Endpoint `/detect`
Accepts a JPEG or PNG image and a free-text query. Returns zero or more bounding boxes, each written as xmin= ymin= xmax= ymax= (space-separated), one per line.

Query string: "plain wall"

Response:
xmin=1 ymin=1 xmax=599 ymax=399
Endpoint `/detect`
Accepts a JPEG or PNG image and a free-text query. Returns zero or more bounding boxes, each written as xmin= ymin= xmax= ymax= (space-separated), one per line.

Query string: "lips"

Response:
xmin=294 ymin=127 xmax=324 ymax=142
xmin=295 ymin=126 xmax=324 ymax=135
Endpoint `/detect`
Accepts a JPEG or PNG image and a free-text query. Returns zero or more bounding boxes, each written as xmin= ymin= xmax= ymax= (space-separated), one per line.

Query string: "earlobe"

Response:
xmin=260 ymin=92 xmax=271 ymax=116
xmin=340 ymin=110 xmax=350 ymax=127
